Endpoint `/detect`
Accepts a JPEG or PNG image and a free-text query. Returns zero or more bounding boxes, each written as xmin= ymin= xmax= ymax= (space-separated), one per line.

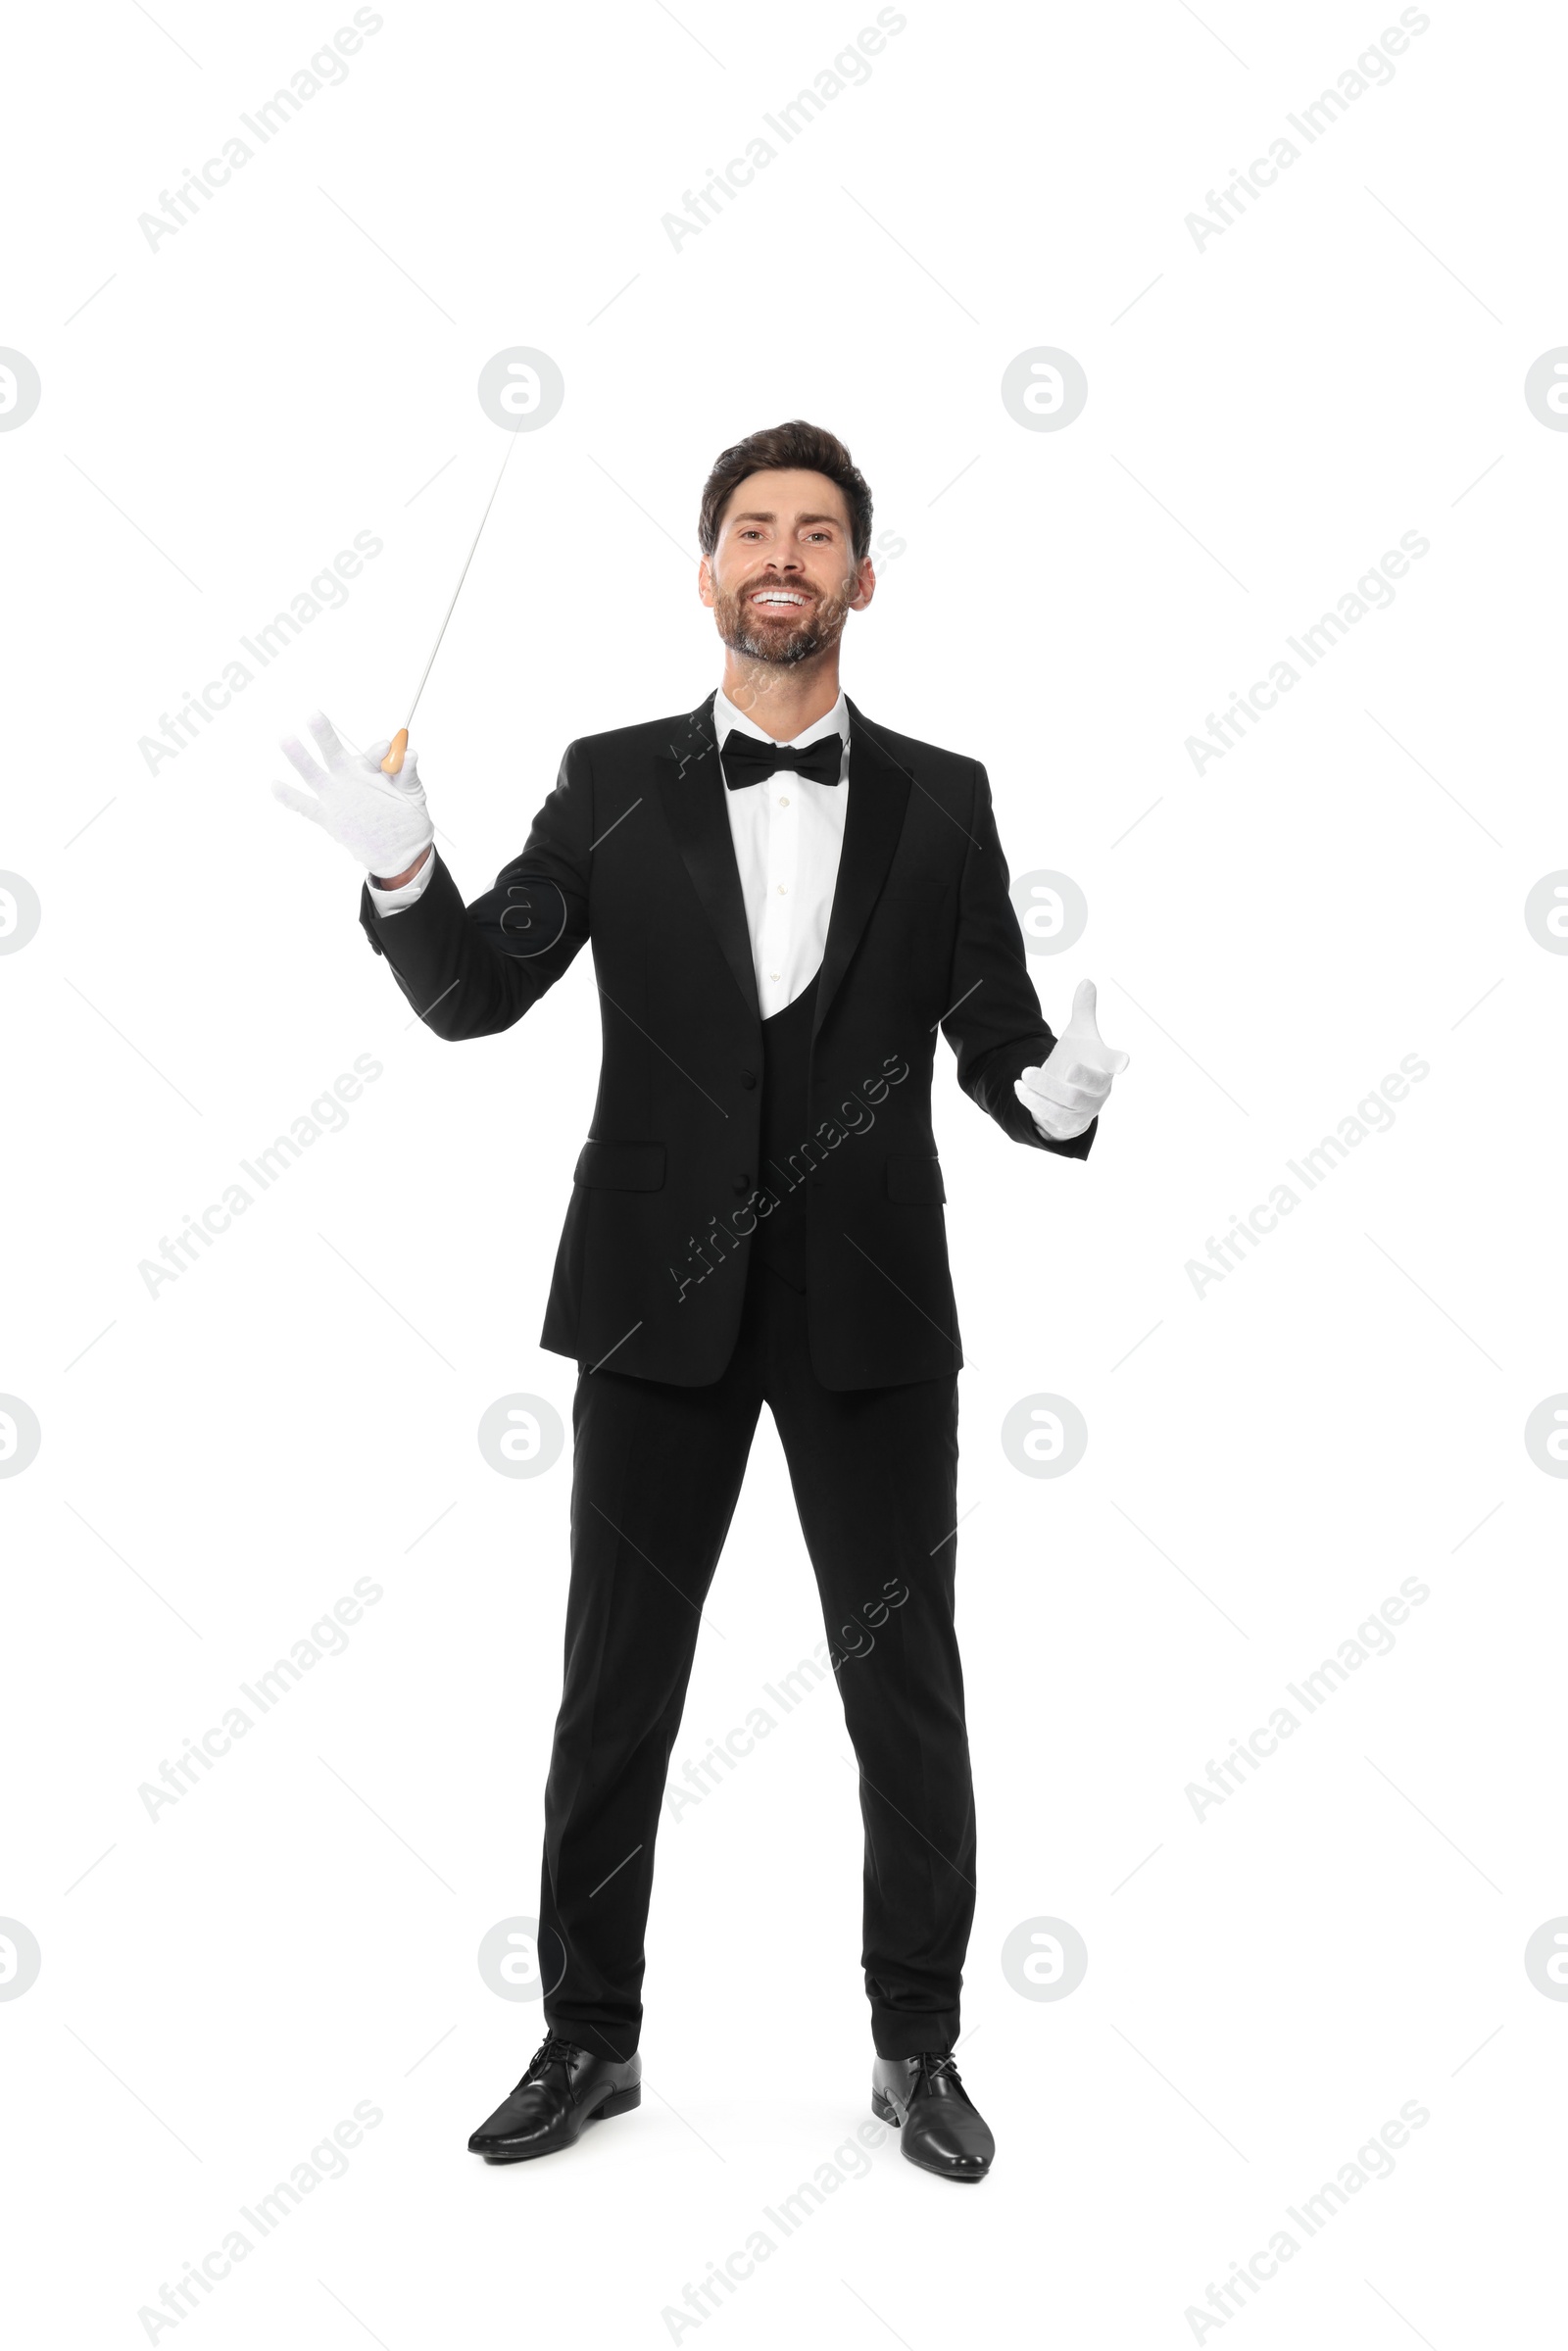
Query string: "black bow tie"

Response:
xmin=720 ymin=728 xmax=843 ymax=791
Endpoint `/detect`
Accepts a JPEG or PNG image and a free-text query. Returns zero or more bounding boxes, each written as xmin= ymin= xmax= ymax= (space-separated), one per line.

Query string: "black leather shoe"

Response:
xmin=871 ymin=2050 xmax=994 ymax=2180
xmin=467 ymin=2033 xmax=642 ymax=2162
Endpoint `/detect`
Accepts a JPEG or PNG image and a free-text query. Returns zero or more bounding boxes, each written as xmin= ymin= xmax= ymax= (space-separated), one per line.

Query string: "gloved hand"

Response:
xmin=1016 ymin=978 xmax=1129 ymax=1143
xmin=271 ymin=710 xmax=433 ymax=881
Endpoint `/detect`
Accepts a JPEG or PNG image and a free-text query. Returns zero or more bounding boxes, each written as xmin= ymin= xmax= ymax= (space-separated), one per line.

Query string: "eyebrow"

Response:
xmin=727 ymin=510 xmax=844 ymax=530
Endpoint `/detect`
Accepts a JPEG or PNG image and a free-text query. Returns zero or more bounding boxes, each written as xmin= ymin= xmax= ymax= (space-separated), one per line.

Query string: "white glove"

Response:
xmin=1016 ymin=978 xmax=1129 ymax=1143
xmin=271 ymin=710 xmax=433 ymax=881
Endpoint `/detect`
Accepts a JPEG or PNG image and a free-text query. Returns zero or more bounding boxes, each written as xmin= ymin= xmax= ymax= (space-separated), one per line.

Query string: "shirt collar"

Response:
xmin=712 ymin=686 xmax=849 ymax=754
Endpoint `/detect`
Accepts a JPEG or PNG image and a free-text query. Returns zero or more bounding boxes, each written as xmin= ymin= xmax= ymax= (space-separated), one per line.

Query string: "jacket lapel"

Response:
xmin=811 ymin=699 xmax=912 ymax=1040
xmin=654 ymin=693 xmax=760 ymax=1025
xmin=653 ymin=692 xmax=914 ymax=1039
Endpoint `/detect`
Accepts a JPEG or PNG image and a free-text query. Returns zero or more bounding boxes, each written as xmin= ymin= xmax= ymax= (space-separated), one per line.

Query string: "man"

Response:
xmin=273 ymin=419 xmax=1127 ymax=2181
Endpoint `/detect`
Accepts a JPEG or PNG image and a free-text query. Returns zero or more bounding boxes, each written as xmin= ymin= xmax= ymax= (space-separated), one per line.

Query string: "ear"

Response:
xmin=697 ymin=555 xmax=716 ymax=609
xmin=849 ymin=555 xmax=876 ymax=612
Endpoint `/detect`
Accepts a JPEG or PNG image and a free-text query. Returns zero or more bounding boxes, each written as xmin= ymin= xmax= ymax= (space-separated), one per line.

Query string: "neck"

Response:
xmin=717 ymin=643 xmax=843 ymax=742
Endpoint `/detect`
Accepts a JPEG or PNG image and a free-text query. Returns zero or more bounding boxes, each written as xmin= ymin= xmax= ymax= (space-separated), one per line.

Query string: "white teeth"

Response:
xmin=753 ymin=592 xmax=803 ymax=606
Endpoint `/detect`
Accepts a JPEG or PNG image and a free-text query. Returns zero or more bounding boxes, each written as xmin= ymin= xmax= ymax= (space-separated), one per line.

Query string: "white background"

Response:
xmin=4 ymin=1 xmax=1564 ymax=2343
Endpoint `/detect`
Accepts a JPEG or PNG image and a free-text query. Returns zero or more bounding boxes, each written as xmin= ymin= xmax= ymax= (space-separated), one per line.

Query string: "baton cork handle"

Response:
xmin=380 ymin=728 xmax=409 ymax=776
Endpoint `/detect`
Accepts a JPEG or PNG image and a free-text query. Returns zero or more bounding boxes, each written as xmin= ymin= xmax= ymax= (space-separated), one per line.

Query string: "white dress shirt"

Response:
xmin=367 ymin=689 xmax=852 ymax=1022
xmin=710 ymin=686 xmax=849 ymax=1018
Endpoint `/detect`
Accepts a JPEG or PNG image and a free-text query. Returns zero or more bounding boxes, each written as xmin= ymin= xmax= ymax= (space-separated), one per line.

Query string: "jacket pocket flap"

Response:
xmin=573 ymin=1140 xmax=666 ymax=1192
xmin=885 ymin=1152 xmax=946 ymax=1204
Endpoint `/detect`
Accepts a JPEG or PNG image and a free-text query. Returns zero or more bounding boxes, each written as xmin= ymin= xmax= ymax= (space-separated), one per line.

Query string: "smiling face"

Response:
xmin=699 ymin=467 xmax=875 ymax=667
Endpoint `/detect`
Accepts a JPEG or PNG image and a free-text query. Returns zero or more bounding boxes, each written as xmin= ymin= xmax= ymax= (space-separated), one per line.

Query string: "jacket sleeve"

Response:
xmin=940 ymin=759 xmax=1096 ymax=1160
xmin=357 ymin=738 xmax=593 ymax=1039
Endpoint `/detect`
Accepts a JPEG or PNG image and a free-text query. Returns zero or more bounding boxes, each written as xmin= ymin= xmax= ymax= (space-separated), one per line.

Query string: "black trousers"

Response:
xmin=536 ymin=1256 xmax=974 ymax=2062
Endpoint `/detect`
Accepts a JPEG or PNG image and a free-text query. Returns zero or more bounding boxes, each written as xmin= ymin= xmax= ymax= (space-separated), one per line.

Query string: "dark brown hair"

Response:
xmin=698 ymin=420 xmax=873 ymax=564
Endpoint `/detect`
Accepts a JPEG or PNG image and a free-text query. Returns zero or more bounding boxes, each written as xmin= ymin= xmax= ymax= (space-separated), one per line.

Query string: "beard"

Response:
xmin=713 ymin=572 xmax=856 ymax=666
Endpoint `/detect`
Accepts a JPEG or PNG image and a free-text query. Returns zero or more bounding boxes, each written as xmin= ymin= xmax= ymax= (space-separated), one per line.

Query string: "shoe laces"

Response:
xmin=911 ymin=2050 xmax=963 ymax=2091
xmin=521 ymin=2033 xmax=580 ymax=2084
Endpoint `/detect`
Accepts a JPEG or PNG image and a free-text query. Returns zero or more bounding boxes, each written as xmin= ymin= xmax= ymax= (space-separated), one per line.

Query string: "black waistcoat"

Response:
xmin=751 ymin=969 xmax=819 ymax=1294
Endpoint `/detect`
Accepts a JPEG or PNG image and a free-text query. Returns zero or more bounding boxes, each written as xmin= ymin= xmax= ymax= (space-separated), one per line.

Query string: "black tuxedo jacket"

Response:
xmin=359 ymin=692 xmax=1095 ymax=1390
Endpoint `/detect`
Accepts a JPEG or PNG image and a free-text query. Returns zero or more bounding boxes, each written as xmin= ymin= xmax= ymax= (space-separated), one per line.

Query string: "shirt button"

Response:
xmin=776 ymin=883 xmax=787 ymax=895
xmin=740 ymin=1070 xmax=757 ymax=1089
xmin=769 ymin=971 xmax=780 ymax=981
xmin=779 ymin=795 xmax=790 ymax=807
xmin=732 ymin=1173 xmax=751 ymax=1195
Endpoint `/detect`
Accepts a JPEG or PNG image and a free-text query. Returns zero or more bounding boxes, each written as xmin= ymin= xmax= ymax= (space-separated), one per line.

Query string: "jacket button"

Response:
xmin=740 ymin=1070 xmax=757 ymax=1089
xmin=732 ymin=1173 xmax=750 ymax=1195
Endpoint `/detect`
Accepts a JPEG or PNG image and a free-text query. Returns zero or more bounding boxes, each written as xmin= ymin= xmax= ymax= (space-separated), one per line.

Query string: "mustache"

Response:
xmin=734 ymin=577 xmax=819 ymax=604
